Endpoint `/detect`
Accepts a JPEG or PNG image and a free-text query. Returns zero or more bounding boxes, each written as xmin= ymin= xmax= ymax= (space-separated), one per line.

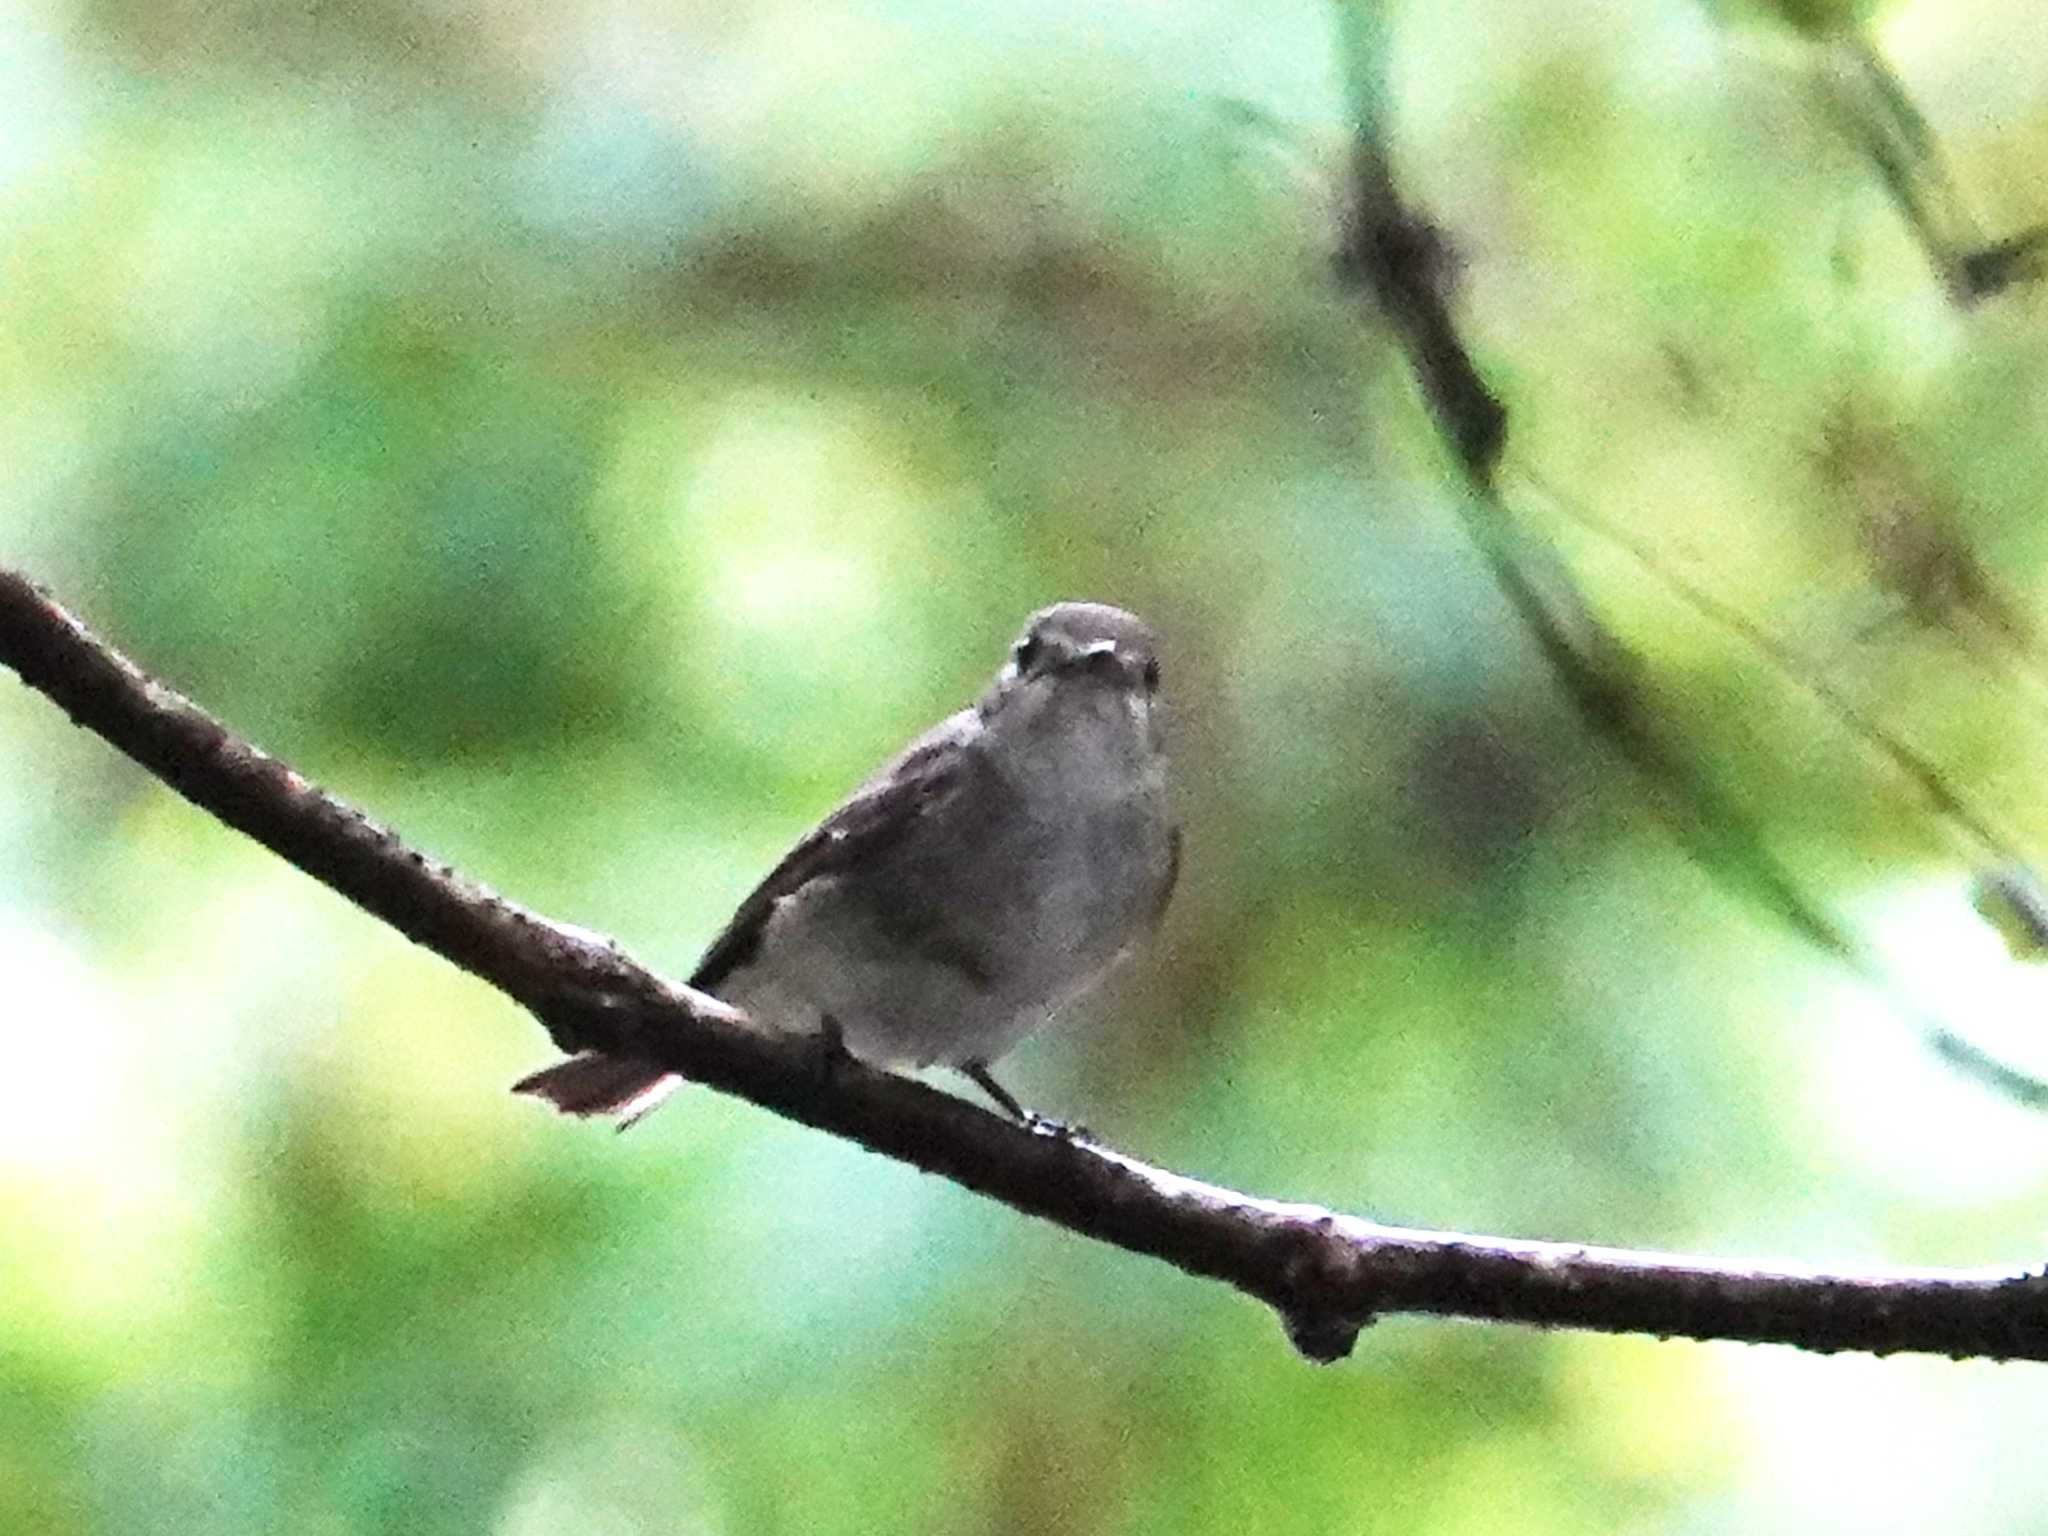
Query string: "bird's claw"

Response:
xmin=1024 ymin=1112 xmax=1091 ymax=1143
xmin=814 ymin=1016 xmax=855 ymax=1087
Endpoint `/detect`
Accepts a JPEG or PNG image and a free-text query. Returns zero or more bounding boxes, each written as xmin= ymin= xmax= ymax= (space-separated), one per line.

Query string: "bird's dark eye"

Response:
xmin=1141 ymin=657 xmax=1160 ymax=692
xmin=1012 ymin=635 xmax=1043 ymax=674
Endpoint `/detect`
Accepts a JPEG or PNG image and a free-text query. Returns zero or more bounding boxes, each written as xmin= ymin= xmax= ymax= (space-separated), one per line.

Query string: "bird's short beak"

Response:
xmin=1061 ymin=639 xmax=1141 ymax=687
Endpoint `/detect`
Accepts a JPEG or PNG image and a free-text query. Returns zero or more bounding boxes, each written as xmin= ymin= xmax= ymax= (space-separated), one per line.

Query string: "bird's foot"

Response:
xmin=814 ymin=1016 xmax=856 ymax=1088
xmin=961 ymin=1062 xmax=1091 ymax=1141
xmin=1023 ymin=1111 xmax=1092 ymax=1143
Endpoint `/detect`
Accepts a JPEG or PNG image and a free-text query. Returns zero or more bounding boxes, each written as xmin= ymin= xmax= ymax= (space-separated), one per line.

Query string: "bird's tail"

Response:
xmin=512 ymin=1052 xmax=684 ymax=1129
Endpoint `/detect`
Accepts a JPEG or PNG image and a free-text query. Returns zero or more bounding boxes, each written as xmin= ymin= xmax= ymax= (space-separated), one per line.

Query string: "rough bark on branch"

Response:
xmin=5 ymin=563 xmax=2048 ymax=1364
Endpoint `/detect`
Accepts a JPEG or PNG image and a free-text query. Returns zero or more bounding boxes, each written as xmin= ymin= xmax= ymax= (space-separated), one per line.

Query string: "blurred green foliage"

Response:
xmin=5 ymin=0 xmax=2048 ymax=1531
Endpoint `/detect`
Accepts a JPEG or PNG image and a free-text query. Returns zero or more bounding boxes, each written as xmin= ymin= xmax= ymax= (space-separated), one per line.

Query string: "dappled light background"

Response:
xmin=5 ymin=0 xmax=2048 ymax=1530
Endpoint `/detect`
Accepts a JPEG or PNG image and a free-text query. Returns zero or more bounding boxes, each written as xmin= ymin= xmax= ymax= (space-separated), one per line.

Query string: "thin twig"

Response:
xmin=1527 ymin=469 xmax=2021 ymax=865
xmin=1822 ymin=33 xmax=2048 ymax=305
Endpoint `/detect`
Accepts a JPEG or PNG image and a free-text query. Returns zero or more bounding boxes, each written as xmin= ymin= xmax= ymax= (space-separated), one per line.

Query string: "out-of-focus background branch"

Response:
xmin=5 ymin=1 xmax=2048 ymax=1532
xmin=1335 ymin=0 xmax=2048 ymax=1107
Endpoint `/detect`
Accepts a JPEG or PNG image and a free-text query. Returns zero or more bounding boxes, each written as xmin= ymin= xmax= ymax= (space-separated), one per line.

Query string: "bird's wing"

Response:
xmin=689 ymin=707 xmax=980 ymax=991
xmin=1153 ymin=823 xmax=1183 ymax=927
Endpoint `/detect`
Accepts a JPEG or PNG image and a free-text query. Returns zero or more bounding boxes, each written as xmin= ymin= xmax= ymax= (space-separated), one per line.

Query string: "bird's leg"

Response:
xmin=960 ymin=1062 xmax=1084 ymax=1139
xmin=815 ymin=1015 xmax=854 ymax=1087
xmin=961 ymin=1061 xmax=1028 ymax=1121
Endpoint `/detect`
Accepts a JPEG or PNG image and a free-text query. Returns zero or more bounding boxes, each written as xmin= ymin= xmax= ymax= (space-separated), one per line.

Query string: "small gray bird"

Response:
xmin=514 ymin=601 xmax=1179 ymax=1126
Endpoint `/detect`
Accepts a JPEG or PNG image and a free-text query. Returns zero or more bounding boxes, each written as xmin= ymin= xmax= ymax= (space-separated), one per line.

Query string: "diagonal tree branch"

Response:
xmin=1818 ymin=32 xmax=2048 ymax=306
xmin=1327 ymin=0 xmax=2048 ymax=1109
xmin=7 ymin=562 xmax=2048 ymax=1363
